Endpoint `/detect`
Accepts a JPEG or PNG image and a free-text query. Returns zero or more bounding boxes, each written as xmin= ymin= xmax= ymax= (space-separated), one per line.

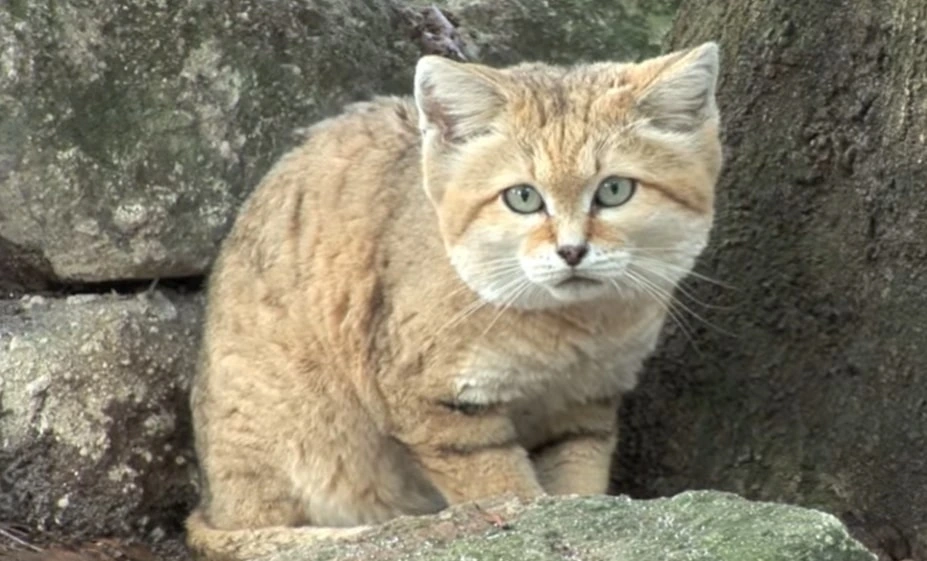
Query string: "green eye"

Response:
xmin=502 ymin=184 xmax=545 ymax=214
xmin=594 ymin=176 xmax=636 ymax=207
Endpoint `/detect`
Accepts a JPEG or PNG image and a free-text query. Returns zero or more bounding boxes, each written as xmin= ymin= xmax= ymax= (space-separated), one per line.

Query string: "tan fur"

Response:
xmin=187 ymin=43 xmax=723 ymax=560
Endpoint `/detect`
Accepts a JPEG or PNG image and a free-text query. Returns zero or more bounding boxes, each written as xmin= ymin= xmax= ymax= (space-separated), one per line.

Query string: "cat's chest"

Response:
xmin=451 ymin=315 xmax=663 ymax=410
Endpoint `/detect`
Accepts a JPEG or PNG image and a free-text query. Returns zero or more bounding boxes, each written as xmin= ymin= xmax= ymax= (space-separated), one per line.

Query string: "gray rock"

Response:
xmin=0 ymin=0 xmax=675 ymax=289
xmin=0 ymin=289 xmax=203 ymax=542
xmin=261 ymin=491 xmax=877 ymax=561
xmin=0 ymin=0 xmax=422 ymax=286
xmin=429 ymin=0 xmax=678 ymax=66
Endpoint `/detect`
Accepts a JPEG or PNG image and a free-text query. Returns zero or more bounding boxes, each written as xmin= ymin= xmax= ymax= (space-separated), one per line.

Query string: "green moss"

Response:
xmin=6 ymin=0 xmax=29 ymax=20
xmin=275 ymin=493 xmax=876 ymax=561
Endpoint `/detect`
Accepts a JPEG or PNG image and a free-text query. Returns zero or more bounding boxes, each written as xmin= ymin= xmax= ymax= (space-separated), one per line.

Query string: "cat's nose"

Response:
xmin=556 ymin=244 xmax=588 ymax=267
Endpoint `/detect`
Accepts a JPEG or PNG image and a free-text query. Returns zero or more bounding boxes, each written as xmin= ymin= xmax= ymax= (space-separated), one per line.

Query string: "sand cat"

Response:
xmin=186 ymin=42 xmax=723 ymax=560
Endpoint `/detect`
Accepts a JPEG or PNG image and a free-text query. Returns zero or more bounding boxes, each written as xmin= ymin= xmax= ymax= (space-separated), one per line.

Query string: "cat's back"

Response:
xmin=212 ymin=96 xmax=425 ymax=284
xmin=203 ymin=95 xmax=434 ymax=356
xmin=227 ymin=95 xmax=423 ymax=253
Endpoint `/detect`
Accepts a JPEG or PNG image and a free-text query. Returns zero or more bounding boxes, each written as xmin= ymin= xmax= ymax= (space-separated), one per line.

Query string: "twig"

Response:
xmin=0 ymin=525 xmax=42 ymax=552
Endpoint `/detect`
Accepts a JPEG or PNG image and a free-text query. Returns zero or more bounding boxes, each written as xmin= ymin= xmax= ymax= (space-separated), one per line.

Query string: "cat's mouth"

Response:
xmin=555 ymin=275 xmax=602 ymax=288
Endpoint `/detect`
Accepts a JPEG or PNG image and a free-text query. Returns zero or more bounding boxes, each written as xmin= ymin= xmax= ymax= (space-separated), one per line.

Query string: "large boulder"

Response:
xmin=0 ymin=290 xmax=202 ymax=545
xmin=264 ymin=491 xmax=877 ymax=561
xmin=0 ymin=0 xmax=676 ymax=292
xmin=0 ymin=0 xmax=422 ymax=288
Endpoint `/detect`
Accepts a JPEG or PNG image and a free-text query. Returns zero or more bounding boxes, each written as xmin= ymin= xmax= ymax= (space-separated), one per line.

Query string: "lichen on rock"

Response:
xmin=261 ymin=491 xmax=877 ymax=561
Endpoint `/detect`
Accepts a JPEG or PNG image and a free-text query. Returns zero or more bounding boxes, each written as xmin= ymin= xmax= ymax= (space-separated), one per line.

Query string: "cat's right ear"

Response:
xmin=632 ymin=42 xmax=720 ymax=133
xmin=413 ymin=56 xmax=506 ymax=145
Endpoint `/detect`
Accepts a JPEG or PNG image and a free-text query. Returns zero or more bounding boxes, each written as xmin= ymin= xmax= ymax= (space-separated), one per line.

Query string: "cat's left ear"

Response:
xmin=633 ymin=42 xmax=720 ymax=133
xmin=414 ymin=56 xmax=506 ymax=144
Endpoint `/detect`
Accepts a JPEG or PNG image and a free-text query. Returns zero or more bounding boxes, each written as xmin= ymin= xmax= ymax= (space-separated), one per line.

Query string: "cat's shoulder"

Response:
xmin=251 ymin=95 xmax=421 ymax=201
xmin=294 ymin=95 xmax=420 ymax=148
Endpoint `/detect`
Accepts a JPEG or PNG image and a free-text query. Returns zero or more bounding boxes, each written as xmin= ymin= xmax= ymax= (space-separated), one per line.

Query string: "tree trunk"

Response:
xmin=615 ymin=2 xmax=927 ymax=560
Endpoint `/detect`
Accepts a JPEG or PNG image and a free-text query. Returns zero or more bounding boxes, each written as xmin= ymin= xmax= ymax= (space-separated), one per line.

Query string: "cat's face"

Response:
xmin=415 ymin=44 xmax=723 ymax=310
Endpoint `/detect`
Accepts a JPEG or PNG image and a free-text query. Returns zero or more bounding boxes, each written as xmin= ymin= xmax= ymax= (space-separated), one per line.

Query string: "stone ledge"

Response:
xmin=262 ymin=491 xmax=877 ymax=561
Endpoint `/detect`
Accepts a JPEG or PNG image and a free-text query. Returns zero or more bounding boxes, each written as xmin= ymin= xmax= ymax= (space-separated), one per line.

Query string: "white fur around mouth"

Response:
xmin=555 ymin=275 xmax=602 ymax=288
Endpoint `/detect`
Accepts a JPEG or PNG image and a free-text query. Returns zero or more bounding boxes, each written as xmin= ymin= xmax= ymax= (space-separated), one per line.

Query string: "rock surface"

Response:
xmin=433 ymin=0 xmax=677 ymax=66
xmin=0 ymin=290 xmax=202 ymax=544
xmin=262 ymin=491 xmax=876 ymax=561
xmin=0 ymin=0 xmax=421 ymax=286
xmin=0 ymin=0 xmax=675 ymax=290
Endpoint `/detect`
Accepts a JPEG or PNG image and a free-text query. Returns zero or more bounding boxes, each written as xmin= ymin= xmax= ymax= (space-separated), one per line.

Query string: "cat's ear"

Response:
xmin=633 ymin=42 xmax=720 ymax=133
xmin=414 ymin=56 xmax=506 ymax=144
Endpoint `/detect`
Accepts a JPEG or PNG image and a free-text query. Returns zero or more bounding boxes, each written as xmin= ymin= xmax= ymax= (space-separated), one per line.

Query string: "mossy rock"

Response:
xmin=264 ymin=491 xmax=877 ymax=561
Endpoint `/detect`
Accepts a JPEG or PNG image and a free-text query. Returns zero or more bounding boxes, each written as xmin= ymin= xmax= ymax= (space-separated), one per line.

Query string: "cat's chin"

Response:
xmin=545 ymin=278 xmax=615 ymax=305
xmin=469 ymin=283 xmax=607 ymax=311
xmin=486 ymin=279 xmax=618 ymax=310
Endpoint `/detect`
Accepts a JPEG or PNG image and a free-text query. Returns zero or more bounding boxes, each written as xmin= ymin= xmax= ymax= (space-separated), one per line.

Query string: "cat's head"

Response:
xmin=413 ymin=43 xmax=723 ymax=310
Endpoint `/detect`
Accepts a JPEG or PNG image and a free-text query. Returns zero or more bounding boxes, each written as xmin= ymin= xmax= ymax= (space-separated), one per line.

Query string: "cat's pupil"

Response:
xmin=519 ymin=188 xmax=531 ymax=201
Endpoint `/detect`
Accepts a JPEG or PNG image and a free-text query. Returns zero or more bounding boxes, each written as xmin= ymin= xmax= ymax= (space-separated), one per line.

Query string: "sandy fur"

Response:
xmin=187 ymin=43 xmax=723 ymax=560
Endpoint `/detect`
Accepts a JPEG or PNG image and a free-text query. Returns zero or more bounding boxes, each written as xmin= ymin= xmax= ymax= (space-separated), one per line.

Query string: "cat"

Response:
xmin=186 ymin=42 xmax=723 ymax=560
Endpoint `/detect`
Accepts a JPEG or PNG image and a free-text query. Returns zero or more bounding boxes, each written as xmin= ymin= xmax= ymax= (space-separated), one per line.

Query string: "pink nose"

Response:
xmin=556 ymin=244 xmax=588 ymax=266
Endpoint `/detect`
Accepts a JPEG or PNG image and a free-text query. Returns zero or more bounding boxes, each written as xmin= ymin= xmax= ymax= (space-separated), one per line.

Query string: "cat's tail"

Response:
xmin=185 ymin=509 xmax=372 ymax=561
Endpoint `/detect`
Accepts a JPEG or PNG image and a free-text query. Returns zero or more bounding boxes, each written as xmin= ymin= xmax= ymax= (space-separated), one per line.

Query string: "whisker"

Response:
xmin=463 ymin=257 xmax=523 ymax=267
xmin=631 ymin=265 xmax=733 ymax=311
xmin=629 ymin=255 xmax=736 ymax=289
xmin=441 ymin=265 xmax=523 ymax=302
xmin=607 ymin=278 xmax=636 ymax=301
xmin=480 ymin=280 xmax=532 ymax=339
xmin=625 ymin=246 xmax=695 ymax=252
xmin=456 ymin=264 xmax=524 ymax=276
xmin=628 ymin=268 xmax=736 ymax=338
xmin=621 ymin=272 xmax=700 ymax=352
xmin=621 ymin=274 xmax=701 ymax=355
xmin=619 ymin=116 xmax=655 ymax=134
xmin=438 ymin=274 xmax=524 ymax=333
xmin=438 ymin=293 xmax=493 ymax=334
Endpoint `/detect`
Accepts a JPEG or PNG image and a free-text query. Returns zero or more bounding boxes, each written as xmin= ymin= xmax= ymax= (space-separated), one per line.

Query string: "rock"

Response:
xmin=0 ymin=290 xmax=203 ymax=544
xmin=0 ymin=0 xmax=423 ymax=286
xmin=428 ymin=0 xmax=678 ymax=66
xmin=261 ymin=491 xmax=877 ymax=561
xmin=0 ymin=237 xmax=54 ymax=298
xmin=0 ymin=0 xmax=675 ymax=289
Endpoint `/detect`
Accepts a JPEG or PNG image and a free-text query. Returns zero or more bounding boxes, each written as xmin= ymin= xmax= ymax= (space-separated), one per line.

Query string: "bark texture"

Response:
xmin=615 ymin=2 xmax=927 ymax=560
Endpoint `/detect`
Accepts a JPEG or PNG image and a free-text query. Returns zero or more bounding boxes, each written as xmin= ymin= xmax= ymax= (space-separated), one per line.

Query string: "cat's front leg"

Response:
xmin=530 ymin=397 xmax=620 ymax=495
xmin=395 ymin=399 xmax=545 ymax=504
